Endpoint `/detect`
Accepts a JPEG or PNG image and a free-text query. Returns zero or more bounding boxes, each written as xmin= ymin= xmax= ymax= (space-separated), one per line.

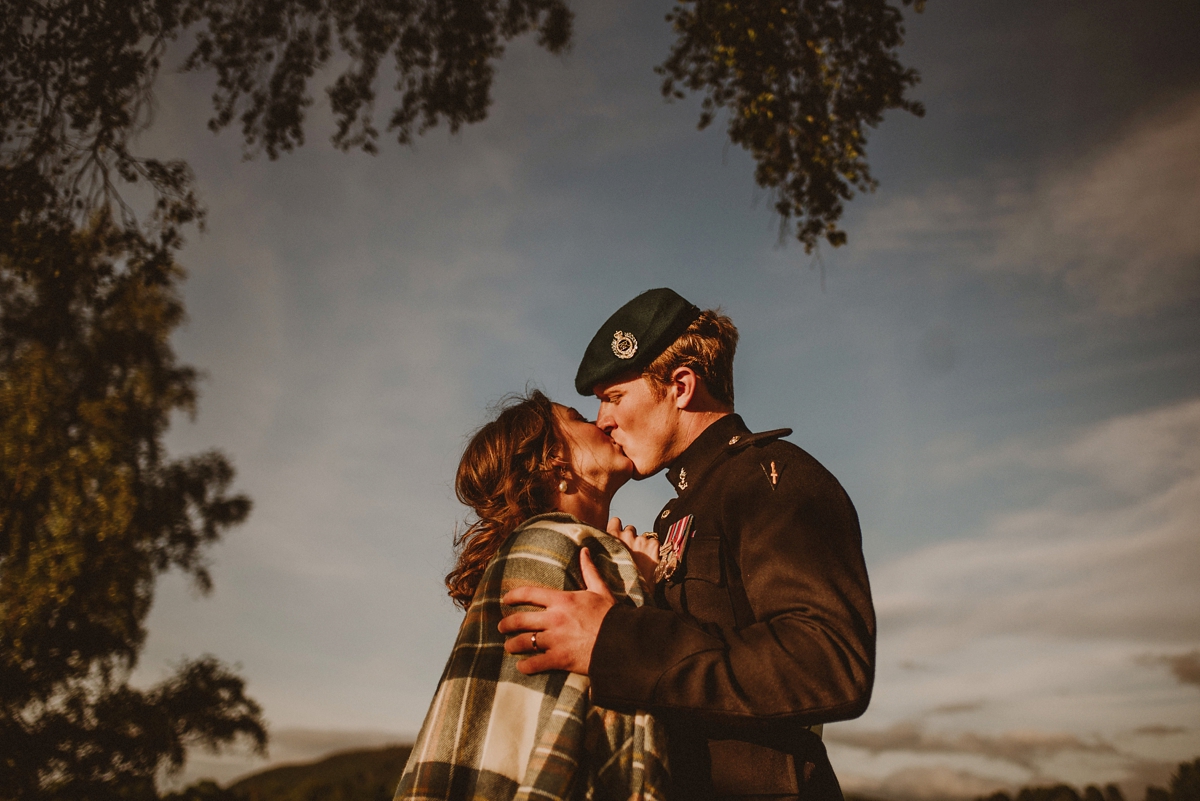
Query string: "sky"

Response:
xmin=127 ymin=0 xmax=1200 ymax=796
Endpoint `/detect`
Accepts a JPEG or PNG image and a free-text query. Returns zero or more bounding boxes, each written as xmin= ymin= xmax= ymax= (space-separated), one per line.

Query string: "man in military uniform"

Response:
xmin=499 ymin=288 xmax=875 ymax=800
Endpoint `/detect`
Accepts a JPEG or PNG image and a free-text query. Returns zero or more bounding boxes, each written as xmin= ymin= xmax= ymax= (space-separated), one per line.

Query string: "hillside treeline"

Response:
xmin=160 ymin=750 xmax=1200 ymax=801
xmin=977 ymin=759 xmax=1200 ymax=801
xmin=162 ymin=746 xmax=412 ymax=801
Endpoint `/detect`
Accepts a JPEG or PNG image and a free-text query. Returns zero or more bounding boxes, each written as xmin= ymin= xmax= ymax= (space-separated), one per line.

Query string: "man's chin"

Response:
xmin=630 ymin=465 xmax=663 ymax=481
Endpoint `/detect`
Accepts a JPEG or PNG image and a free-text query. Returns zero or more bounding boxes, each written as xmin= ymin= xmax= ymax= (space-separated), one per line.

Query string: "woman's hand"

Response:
xmin=608 ymin=516 xmax=658 ymax=592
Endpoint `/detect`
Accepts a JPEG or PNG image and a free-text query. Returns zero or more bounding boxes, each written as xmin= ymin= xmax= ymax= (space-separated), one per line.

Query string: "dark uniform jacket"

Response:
xmin=588 ymin=415 xmax=875 ymax=801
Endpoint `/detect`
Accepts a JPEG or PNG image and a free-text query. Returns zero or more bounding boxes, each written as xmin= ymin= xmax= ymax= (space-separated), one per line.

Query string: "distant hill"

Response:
xmin=210 ymin=745 xmax=892 ymax=801
xmin=211 ymin=744 xmax=892 ymax=801
xmin=228 ymin=745 xmax=413 ymax=801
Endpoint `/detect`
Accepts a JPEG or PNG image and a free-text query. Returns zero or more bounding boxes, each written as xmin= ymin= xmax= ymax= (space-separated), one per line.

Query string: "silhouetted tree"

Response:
xmin=974 ymin=759 xmax=1200 ymax=801
xmin=658 ymin=0 xmax=925 ymax=250
xmin=1016 ymin=784 xmax=1083 ymax=801
xmin=1146 ymin=758 xmax=1200 ymax=801
xmin=2 ymin=0 xmax=920 ymax=254
xmin=1 ymin=0 xmax=575 ymax=246
xmin=0 ymin=183 xmax=264 ymax=798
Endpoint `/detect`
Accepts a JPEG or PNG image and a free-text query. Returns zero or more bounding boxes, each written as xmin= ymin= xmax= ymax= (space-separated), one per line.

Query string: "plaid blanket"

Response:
xmin=395 ymin=512 xmax=670 ymax=801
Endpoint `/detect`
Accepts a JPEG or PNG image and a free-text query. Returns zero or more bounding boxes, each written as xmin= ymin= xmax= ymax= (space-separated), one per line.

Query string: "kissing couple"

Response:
xmin=395 ymin=288 xmax=875 ymax=801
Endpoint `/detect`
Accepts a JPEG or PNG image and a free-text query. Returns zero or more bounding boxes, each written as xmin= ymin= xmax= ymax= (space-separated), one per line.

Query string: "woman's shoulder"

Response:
xmin=508 ymin=513 xmax=634 ymax=564
xmin=512 ymin=512 xmax=604 ymax=547
xmin=501 ymin=513 xmax=645 ymax=605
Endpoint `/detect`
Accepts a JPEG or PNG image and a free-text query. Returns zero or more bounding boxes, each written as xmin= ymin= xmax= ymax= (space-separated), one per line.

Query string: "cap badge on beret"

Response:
xmin=611 ymin=330 xmax=638 ymax=360
xmin=575 ymin=288 xmax=701 ymax=395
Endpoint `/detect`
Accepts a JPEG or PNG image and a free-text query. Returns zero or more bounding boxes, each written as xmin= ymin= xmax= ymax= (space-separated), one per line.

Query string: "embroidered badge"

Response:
xmin=655 ymin=514 xmax=694 ymax=583
xmin=677 ymin=467 xmax=688 ymax=491
xmin=611 ymin=330 xmax=638 ymax=359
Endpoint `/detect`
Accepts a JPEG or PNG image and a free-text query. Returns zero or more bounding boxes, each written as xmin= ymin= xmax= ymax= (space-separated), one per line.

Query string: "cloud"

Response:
xmin=846 ymin=397 xmax=1200 ymax=794
xmin=1138 ymin=651 xmax=1200 ymax=689
xmin=853 ymin=93 xmax=1200 ymax=316
xmin=874 ymin=398 xmax=1200 ymax=646
xmin=930 ymin=702 xmax=987 ymax=716
xmin=1132 ymin=725 xmax=1188 ymax=736
xmin=829 ymin=723 xmax=1118 ymax=772
xmin=841 ymin=765 xmax=1012 ymax=801
xmin=995 ymin=95 xmax=1200 ymax=315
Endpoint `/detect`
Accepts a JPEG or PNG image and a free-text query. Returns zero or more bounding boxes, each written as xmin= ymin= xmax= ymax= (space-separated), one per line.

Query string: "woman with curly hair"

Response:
xmin=395 ymin=390 xmax=669 ymax=801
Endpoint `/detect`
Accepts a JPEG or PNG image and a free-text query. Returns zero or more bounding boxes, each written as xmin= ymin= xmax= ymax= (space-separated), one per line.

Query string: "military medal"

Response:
xmin=655 ymin=514 xmax=694 ymax=583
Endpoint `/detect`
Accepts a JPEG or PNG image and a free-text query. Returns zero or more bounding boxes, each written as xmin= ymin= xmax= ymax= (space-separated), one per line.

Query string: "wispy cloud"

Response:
xmin=829 ymin=723 xmax=1119 ymax=771
xmin=1138 ymin=651 xmax=1200 ymax=689
xmin=1132 ymin=725 xmax=1188 ymax=737
xmin=874 ymin=398 xmax=1200 ymax=647
xmin=836 ymin=397 xmax=1200 ymax=797
xmin=930 ymin=702 xmax=987 ymax=716
xmin=841 ymin=764 xmax=1012 ymax=801
xmin=854 ymin=93 xmax=1200 ymax=316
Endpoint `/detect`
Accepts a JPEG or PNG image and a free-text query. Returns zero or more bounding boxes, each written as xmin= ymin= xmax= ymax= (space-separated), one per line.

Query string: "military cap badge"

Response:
xmin=574 ymin=288 xmax=702 ymax=395
xmin=611 ymin=330 xmax=638 ymax=359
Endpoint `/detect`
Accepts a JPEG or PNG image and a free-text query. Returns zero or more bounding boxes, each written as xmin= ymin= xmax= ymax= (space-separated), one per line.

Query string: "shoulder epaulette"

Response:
xmin=728 ymin=428 xmax=792 ymax=452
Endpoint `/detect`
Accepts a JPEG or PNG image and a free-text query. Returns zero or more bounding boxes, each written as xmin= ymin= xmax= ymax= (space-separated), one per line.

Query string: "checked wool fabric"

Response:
xmin=395 ymin=513 xmax=670 ymax=801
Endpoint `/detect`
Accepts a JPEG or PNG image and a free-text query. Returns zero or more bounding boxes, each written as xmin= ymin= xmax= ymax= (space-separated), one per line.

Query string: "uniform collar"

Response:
xmin=665 ymin=414 xmax=750 ymax=494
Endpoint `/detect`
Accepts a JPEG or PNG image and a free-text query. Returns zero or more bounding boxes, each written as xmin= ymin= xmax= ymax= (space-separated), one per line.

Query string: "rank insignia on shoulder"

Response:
xmin=655 ymin=514 xmax=693 ymax=583
xmin=761 ymin=460 xmax=782 ymax=489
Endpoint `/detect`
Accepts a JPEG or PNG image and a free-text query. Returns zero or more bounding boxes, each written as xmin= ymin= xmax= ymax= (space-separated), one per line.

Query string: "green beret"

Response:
xmin=575 ymin=288 xmax=701 ymax=395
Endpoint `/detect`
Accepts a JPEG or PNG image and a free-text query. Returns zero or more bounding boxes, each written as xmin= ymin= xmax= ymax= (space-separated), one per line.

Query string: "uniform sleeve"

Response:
xmin=588 ymin=448 xmax=875 ymax=734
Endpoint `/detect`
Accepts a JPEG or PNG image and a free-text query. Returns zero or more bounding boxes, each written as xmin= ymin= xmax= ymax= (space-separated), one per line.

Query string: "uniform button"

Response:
xmin=728 ymin=436 xmax=740 ymax=445
xmin=660 ymin=510 xmax=670 ymax=519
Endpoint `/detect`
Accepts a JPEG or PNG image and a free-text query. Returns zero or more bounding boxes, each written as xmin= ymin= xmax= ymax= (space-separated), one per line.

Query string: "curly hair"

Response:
xmin=446 ymin=390 xmax=565 ymax=608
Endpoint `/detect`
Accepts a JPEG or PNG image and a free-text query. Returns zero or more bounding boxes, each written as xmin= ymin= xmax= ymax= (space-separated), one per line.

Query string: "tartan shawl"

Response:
xmin=395 ymin=512 xmax=670 ymax=801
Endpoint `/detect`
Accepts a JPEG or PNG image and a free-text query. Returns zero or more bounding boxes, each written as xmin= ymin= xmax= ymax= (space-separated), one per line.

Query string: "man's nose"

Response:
xmin=595 ymin=404 xmax=615 ymax=434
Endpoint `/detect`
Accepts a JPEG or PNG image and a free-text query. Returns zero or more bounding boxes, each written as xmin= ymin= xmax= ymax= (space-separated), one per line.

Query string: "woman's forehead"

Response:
xmin=551 ymin=403 xmax=581 ymax=418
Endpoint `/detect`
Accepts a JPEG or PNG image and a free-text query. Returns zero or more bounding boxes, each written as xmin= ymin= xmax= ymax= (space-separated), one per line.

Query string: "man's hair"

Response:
xmin=642 ymin=309 xmax=738 ymax=408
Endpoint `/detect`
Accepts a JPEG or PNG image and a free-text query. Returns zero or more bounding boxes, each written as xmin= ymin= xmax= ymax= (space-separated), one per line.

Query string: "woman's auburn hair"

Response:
xmin=446 ymin=390 xmax=564 ymax=608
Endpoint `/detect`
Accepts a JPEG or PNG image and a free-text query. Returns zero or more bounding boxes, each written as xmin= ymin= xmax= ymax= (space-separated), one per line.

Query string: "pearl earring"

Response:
xmin=558 ymin=480 xmax=568 ymax=493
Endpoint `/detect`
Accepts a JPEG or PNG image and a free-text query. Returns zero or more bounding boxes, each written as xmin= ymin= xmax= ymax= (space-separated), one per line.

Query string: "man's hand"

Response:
xmin=609 ymin=516 xmax=659 ymax=591
xmin=499 ymin=548 xmax=615 ymax=675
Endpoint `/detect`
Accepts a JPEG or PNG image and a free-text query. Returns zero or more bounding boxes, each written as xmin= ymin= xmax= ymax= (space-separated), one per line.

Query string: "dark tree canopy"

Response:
xmin=974 ymin=759 xmax=1200 ymax=801
xmin=0 ymin=184 xmax=265 ymax=798
xmin=184 ymin=0 xmax=574 ymax=157
xmin=1 ymin=0 xmax=575 ymax=244
xmin=658 ymin=0 xmax=925 ymax=251
xmin=2 ymin=0 xmax=919 ymax=253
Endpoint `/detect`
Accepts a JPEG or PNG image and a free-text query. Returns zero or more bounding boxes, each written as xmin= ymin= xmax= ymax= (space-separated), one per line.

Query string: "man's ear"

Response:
xmin=669 ymin=366 xmax=700 ymax=410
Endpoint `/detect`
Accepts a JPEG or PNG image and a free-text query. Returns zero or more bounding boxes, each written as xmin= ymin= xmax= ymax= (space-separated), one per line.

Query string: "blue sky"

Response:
xmin=129 ymin=0 xmax=1199 ymax=795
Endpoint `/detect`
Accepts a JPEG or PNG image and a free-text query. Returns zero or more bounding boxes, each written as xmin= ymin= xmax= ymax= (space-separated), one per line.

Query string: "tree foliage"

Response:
xmin=658 ymin=0 xmax=925 ymax=251
xmin=1 ymin=0 xmax=574 ymax=239
xmin=974 ymin=758 xmax=1200 ymax=801
xmin=183 ymin=0 xmax=574 ymax=157
xmin=3 ymin=0 xmax=919 ymax=253
xmin=0 ymin=180 xmax=264 ymax=797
